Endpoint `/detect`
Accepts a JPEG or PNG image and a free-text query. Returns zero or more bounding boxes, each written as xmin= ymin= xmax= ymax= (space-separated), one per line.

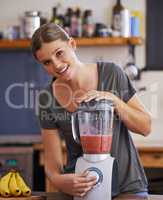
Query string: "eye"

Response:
xmin=43 ymin=60 xmax=51 ymax=66
xmin=56 ymin=50 xmax=64 ymax=58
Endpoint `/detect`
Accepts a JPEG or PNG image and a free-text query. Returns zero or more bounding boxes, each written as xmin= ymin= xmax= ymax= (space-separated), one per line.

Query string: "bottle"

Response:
xmin=112 ymin=0 xmax=130 ymax=37
xmin=51 ymin=6 xmax=65 ymax=27
xmin=50 ymin=7 xmax=60 ymax=25
xmin=82 ymin=9 xmax=95 ymax=37
xmin=40 ymin=12 xmax=48 ymax=25
xmin=76 ymin=8 xmax=82 ymax=37
xmin=130 ymin=11 xmax=141 ymax=37
xmin=64 ymin=8 xmax=73 ymax=35
xmin=23 ymin=11 xmax=41 ymax=39
xmin=120 ymin=8 xmax=130 ymax=37
xmin=70 ymin=9 xmax=78 ymax=37
xmin=112 ymin=0 xmax=124 ymax=35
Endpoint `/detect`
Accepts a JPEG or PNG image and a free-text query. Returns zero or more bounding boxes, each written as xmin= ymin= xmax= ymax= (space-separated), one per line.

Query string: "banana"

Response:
xmin=9 ymin=172 xmax=21 ymax=196
xmin=15 ymin=172 xmax=31 ymax=197
xmin=0 ymin=171 xmax=12 ymax=197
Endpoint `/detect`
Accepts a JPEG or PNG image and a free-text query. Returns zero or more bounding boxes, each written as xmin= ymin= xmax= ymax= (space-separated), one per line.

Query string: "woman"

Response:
xmin=31 ymin=23 xmax=151 ymax=197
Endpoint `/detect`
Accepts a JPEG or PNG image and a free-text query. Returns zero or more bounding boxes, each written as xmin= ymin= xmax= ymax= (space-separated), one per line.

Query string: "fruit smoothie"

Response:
xmin=101 ymin=135 xmax=112 ymax=153
xmin=80 ymin=134 xmax=112 ymax=154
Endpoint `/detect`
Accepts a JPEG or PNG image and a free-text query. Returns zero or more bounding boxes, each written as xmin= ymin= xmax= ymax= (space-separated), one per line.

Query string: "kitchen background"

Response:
xmin=0 ymin=0 xmax=146 ymax=66
xmin=0 ymin=0 xmax=163 ymax=194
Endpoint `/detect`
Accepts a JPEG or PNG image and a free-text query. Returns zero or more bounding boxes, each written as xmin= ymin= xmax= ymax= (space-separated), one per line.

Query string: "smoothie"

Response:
xmin=80 ymin=134 xmax=112 ymax=154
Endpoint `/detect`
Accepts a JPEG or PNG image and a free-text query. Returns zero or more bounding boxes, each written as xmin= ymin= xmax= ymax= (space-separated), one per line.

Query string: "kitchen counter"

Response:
xmin=133 ymin=140 xmax=163 ymax=168
xmin=34 ymin=141 xmax=163 ymax=169
xmin=33 ymin=142 xmax=163 ymax=192
xmin=34 ymin=192 xmax=163 ymax=200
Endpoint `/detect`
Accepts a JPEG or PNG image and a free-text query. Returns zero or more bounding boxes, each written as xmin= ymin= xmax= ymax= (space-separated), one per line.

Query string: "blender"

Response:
xmin=71 ymin=99 xmax=118 ymax=200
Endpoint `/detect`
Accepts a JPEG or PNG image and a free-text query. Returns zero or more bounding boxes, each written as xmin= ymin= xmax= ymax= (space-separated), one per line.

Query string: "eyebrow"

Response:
xmin=40 ymin=58 xmax=50 ymax=64
xmin=52 ymin=47 xmax=61 ymax=54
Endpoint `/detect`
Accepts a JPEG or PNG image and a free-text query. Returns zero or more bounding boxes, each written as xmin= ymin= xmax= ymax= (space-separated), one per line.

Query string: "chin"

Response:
xmin=62 ymin=71 xmax=73 ymax=81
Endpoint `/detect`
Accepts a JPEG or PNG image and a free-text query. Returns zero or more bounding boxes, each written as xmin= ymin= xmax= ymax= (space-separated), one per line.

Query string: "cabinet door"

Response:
xmin=146 ymin=0 xmax=163 ymax=70
xmin=0 ymin=51 xmax=50 ymax=141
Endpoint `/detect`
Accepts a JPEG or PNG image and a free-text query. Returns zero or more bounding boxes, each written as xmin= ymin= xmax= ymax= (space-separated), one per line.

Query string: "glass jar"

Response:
xmin=23 ymin=11 xmax=40 ymax=39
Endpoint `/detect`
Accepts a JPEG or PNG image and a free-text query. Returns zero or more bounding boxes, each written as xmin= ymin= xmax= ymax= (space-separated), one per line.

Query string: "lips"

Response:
xmin=57 ymin=65 xmax=69 ymax=75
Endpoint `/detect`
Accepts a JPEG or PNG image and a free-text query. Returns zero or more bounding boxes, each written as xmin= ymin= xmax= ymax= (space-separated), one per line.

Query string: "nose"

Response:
xmin=51 ymin=56 xmax=62 ymax=69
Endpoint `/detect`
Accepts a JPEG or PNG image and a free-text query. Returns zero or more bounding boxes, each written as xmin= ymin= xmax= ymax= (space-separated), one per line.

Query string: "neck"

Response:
xmin=55 ymin=62 xmax=98 ymax=95
xmin=70 ymin=63 xmax=97 ymax=92
xmin=117 ymin=0 xmax=121 ymax=5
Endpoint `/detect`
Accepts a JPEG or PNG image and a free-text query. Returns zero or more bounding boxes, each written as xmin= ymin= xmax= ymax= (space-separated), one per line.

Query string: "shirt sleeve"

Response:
xmin=37 ymin=89 xmax=58 ymax=130
xmin=116 ymin=65 xmax=136 ymax=103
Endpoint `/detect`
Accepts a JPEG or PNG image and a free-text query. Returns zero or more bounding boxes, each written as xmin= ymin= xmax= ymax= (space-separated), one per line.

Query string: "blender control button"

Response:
xmin=86 ymin=167 xmax=103 ymax=186
xmin=89 ymin=171 xmax=100 ymax=182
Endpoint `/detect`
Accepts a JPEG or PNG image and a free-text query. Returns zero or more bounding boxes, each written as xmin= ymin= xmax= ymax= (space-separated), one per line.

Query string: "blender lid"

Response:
xmin=78 ymin=99 xmax=114 ymax=111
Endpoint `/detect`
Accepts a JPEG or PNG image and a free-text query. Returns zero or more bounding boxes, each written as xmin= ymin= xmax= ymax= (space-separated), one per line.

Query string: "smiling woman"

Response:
xmin=35 ymin=40 xmax=75 ymax=81
xmin=31 ymin=23 xmax=151 ymax=197
xmin=32 ymin=24 xmax=81 ymax=82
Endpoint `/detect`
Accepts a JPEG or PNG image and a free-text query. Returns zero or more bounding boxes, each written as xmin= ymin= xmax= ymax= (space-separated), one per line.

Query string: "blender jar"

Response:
xmin=72 ymin=99 xmax=114 ymax=154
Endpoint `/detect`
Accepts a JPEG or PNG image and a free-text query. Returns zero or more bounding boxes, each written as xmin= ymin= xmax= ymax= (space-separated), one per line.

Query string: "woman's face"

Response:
xmin=36 ymin=38 xmax=78 ymax=81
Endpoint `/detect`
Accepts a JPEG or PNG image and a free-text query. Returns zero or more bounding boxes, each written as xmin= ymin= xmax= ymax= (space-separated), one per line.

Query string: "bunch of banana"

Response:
xmin=15 ymin=172 xmax=31 ymax=197
xmin=0 ymin=171 xmax=12 ymax=197
xmin=9 ymin=172 xmax=22 ymax=197
xmin=0 ymin=170 xmax=31 ymax=197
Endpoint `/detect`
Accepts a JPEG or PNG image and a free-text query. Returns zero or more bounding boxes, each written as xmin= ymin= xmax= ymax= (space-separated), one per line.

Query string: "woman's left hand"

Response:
xmin=76 ymin=90 xmax=116 ymax=103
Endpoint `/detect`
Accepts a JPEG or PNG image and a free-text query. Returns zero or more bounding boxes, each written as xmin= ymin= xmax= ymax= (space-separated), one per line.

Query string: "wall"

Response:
xmin=0 ymin=0 xmax=146 ymax=30
xmin=132 ymin=71 xmax=163 ymax=144
xmin=0 ymin=0 xmax=146 ymax=68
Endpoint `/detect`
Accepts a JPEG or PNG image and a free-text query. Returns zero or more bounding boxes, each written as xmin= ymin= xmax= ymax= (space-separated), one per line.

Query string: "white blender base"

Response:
xmin=74 ymin=154 xmax=114 ymax=200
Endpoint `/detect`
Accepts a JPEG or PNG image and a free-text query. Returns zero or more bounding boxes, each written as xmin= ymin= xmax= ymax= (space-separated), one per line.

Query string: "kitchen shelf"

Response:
xmin=0 ymin=37 xmax=142 ymax=49
xmin=76 ymin=37 xmax=142 ymax=46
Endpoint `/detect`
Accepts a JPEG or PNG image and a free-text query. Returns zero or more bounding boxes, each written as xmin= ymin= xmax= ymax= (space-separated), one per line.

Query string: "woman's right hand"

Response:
xmin=57 ymin=171 xmax=97 ymax=197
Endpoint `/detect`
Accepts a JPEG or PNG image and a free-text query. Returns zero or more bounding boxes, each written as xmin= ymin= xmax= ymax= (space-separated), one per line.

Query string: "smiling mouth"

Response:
xmin=57 ymin=65 xmax=69 ymax=75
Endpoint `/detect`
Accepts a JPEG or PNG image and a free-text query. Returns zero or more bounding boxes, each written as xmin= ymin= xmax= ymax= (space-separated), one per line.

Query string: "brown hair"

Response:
xmin=31 ymin=23 xmax=70 ymax=59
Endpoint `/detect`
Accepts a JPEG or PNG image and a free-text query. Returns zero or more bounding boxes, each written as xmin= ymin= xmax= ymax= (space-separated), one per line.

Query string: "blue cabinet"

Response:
xmin=0 ymin=50 xmax=50 ymax=143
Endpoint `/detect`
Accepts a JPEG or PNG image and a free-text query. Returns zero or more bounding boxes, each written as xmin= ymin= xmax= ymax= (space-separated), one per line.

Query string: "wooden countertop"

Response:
xmin=134 ymin=140 xmax=163 ymax=152
xmin=33 ymin=192 xmax=163 ymax=200
xmin=132 ymin=140 xmax=163 ymax=168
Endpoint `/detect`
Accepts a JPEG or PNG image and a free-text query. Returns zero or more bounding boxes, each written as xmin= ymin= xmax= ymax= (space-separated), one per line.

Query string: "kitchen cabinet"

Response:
xmin=0 ymin=146 xmax=33 ymax=187
xmin=134 ymin=141 xmax=163 ymax=168
xmin=33 ymin=142 xmax=67 ymax=192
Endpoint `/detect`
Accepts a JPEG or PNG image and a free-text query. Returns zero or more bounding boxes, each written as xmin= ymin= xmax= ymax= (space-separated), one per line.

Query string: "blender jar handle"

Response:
xmin=71 ymin=113 xmax=80 ymax=144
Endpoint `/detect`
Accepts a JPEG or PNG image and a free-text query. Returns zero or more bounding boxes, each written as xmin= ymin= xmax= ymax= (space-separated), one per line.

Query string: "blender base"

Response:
xmin=74 ymin=154 xmax=115 ymax=200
